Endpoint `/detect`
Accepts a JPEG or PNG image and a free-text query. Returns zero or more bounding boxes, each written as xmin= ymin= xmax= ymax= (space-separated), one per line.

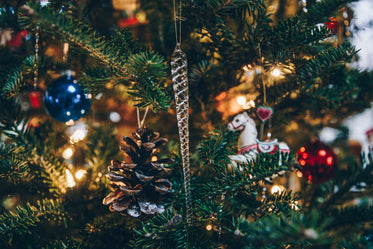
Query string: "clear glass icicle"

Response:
xmin=171 ymin=43 xmax=192 ymax=226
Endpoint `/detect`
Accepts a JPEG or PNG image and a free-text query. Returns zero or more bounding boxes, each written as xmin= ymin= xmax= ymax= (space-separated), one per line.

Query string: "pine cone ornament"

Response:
xmin=103 ymin=125 xmax=174 ymax=217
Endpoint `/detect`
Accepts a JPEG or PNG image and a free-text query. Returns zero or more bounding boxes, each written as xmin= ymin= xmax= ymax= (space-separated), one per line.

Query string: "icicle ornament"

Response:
xmin=171 ymin=43 xmax=192 ymax=225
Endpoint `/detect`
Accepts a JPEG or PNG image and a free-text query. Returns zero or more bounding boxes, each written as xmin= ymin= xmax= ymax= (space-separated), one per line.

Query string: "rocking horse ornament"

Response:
xmin=228 ymin=112 xmax=290 ymax=168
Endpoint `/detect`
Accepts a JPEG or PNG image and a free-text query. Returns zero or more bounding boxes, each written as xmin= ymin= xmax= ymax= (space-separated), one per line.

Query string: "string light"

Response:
xmin=109 ymin=112 xmax=121 ymax=123
xmin=206 ymin=224 xmax=213 ymax=231
xmin=66 ymin=120 xmax=75 ymax=126
xmin=237 ymin=96 xmax=246 ymax=105
xmin=271 ymin=185 xmax=285 ymax=194
xmin=271 ymin=68 xmax=282 ymax=77
xmin=243 ymin=100 xmax=255 ymax=109
xmin=75 ymin=169 xmax=87 ymax=180
xmin=70 ymin=129 xmax=87 ymax=144
xmin=290 ymin=200 xmax=300 ymax=210
xmin=63 ymin=147 xmax=74 ymax=159
xmin=66 ymin=169 xmax=76 ymax=187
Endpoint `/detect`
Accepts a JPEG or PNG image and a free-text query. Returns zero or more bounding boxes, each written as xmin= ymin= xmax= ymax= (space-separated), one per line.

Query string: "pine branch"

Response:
xmin=329 ymin=205 xmax=373 ymax=228
xmin=234 ymin=210 xmax=333 ymax=247
xmin=20 ymin=3 xmax=170 ymax=111
xmin=35 ymin=199 xmax=67 ymax=222
xmin=213 ymin=0 xmax=261 ymax=17
xmin=42 ymin=241 xmax=68 ymax=249
xmin=0 ymin=8 xmax=21 ymax=30
xmin=197 ymin=129 xmax=237 ymax=169
xmin=39 ymin=156 xmax=68 ymax=196
xmin=337 ymin=236 xmax=373 ymax=249
xmin=130 ymin=208 xmax=186 ymax=249
xmin=1 ymin=55 xmax=34 ymax=97
xmin=320 ymin=150 xmax=373 ymax=210
xmin=125 ymin=51 xmax=168 ymax=82
xmin=263 ymin=17 xmax=331 ymax=53
xmin=79 ymin=67 xmax=126 ymax=94
xmin=297 ymin=44 xmax=356 ymax=85
xmin=0 ymin=143 xmax=29 ymax=180
xmin=1 ymin=67 xmax=24 ymax=97
xmin=128 ymin=78 xmax=171 ymax=112
xmin=0 ymin=203 xmax=38 ymax=244
xmin=304 ymin=0 xmax=357 ymax=25
xmin=42 ymin=240 xmax=83 ymax=249
xmin=259 ymin=190 xmax=301 ymax=216
xmin=21 ymin=3 xmax=130 ymax=77
xmin=0 ymin=199 xmax=66 ymax=246
xmin=229 ymin=152 xmax=294 ymax=184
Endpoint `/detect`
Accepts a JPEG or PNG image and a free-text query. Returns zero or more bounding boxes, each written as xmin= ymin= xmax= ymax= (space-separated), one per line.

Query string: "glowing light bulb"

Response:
xmin=75 ymin=169 xmax=87 ymax=180
xmin=302 ymin=153 xmax=308 ymax=159
xmin=326 ymin=156 xmax=334 ymax=166
xmin=151 ymin=156 xmax=158 ymax=162
xmin=66 ymin=120 xmax=75 ymax=126
xmin=318 ymin=150 xmax=326 ymax=157
xmin=243 ymin=100 xmax=256 ymax=109
xmin=271 ymin=68 xmax=282 ymax=77
xmin=70 ymin=129 xmax=87 ymax=144
xmin=40 ymin=0 xmax=50 ymax=7
xmin=136 ymin=11 xmax=147 ymax=23
xmin=290 ymin=201 xmax=300 ymax=210
xmin=297 ymin=171 xmax=303 ymax=178
xmin=271 ymin=185 xmax=285 ymax=194
xmin=66 ymin=169 xmax=76 ymax=188
xmin=63 ymin=147 xmax=74 ymax=159
xmin=206 ymin=224 xmax=213 ymax=231
xmin=109 ymin=112 xmax=121 ymax=123
xmin=237 ymin=96 xmax=246 ymax=105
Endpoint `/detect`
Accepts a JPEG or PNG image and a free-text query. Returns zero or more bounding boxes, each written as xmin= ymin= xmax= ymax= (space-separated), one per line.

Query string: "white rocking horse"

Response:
xmin=228 ymin=112 xmax=290 ymax=169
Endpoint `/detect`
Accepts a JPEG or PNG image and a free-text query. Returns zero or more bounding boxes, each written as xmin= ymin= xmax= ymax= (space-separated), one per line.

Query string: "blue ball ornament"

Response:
xmin=44 ymin=74 xmax=91 ymax=123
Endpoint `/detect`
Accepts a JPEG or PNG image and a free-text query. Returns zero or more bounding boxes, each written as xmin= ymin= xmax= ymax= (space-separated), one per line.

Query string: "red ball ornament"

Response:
xmin=297 ymin=141 xmax=337 ymax=184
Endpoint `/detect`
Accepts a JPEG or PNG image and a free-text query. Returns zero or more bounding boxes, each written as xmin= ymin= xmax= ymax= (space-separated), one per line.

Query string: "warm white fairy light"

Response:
xmin=271 ymin=68 xmax=282 ymax=77
xmin=243 ymin=100 xmax=255 ymax=109
xmin=237 ymin=96 xmax=246 ymax=105
xmin=109 ymin=112 xmax=121 ymax=123
xmin=206 ymin=224 xmax=213 ymax=231
xmin=65 ymin=120 xmax=75 ymax=126
xmin=290 ymin=200 xmax=300 ymax=210
xmin=296 ymin=171 xmax=303 ymax=178
xmin=39 ymin=0 xmax=50 ymax=7
xmin=65 ymin=169 xmax=76 ymax=187
xmin=63 ymin=147 xmax=74 ymax=159
xmin=70 ymin=129 xmax=87 ymax=144
xmin=271 ymin=185 xmax=285 ymax=194
xmin=75 ymin=169 xmax=87 ymax=180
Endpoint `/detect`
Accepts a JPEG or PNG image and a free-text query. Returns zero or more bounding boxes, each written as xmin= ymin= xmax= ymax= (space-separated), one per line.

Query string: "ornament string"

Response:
xmin=135 ymin=97 xmax=149 ymax=128
xmin=172 ymin=0 xmax=182 ymax=44
xmin=217 ymin=192 xmax=225 ymax=245
xmin=171 ymin=0 xmax=192 ymax=234
xmin=258 ymin=43 xmax=266 ymax=141
xmin=33 ymin=26 xmax=40 ymax=90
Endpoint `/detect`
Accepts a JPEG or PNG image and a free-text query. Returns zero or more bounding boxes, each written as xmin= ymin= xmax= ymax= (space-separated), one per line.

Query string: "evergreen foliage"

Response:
xmin=0 ymin=0 xmax=372 ymax=248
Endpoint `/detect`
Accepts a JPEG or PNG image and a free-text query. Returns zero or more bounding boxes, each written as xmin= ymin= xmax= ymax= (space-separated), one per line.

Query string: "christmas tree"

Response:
xmin=1 ymin=0 xmax=373 ymax=248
